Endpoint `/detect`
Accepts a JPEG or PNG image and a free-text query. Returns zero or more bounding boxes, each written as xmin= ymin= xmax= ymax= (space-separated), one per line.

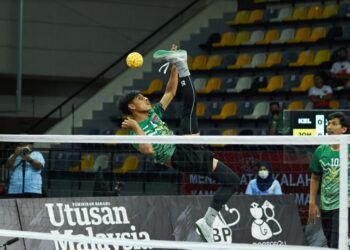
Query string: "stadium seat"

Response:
xmin=227 ymin=77 xmax=252 ymax=93
xmin=289 ymin=50 xmax=314 ymax=67
xmin=115 ymin=129 xmax=128 ymax=135
xmin=206 ymin=55 xmax=222 ymax=70
xmin=251 ymin=76 xmax=268 ymax=91
xmin=141 ymin=79 xmax=163 ymax=95
xmin=191 ymin=55 xmax=207 ymax=70
xmin=308 ymin=27 xmax=327 ymax=42
xmin=196 ymin=102 xmax=206 ymax=118
xmin=232 ymin=31 xmax=250 ymax=45
xmin=227 ymin=10 xmax=250 ymax=25
xmin=223 ymin=129 xmax=238 ymax=136
xmin=227 ymin=54 xmax=252 ymax=69
xmin=199 ymin=33 xmax=221 ymax=49
xmin=284 ymin=74 xmax=301 ymax=90
xmin=258 ymin=75 xmax=283 ymax=92
xmin=270 ymin=7 xmax=292 ymax=22
xmin=321 ymin=4 xmax=338 ymax=18
xmin=330 ymin=100 xmax=340 ymax=109
xmin=221 ymin=77 xmax=236 ymax=92
xmin=247 ymin=9 xmax=264 ymax=23
xmin=338 ymin=3 xmax=350 ymax=17
xmin=72 ymin=153 xmax=95 ymax=172
xmin=305 ymin=5 xmax=323 ymax=20
xmin=244 ymin=102 xmax=270 ymax=119
xmin=274 ymin=28 xmax=295 ymax=44
xmin=237 ymin=101 xmax=254 ymax=118
xmin=113 ymin=155 xmax=139 ymax=174
xmin=219 ymin=54 xmax=237 ymax=69
xmin=242 ymin=30 xmax=264 ymax=45
xmin=257 ymin=52 xmax=282 ymax=68
xmin=242 ymin=53 xmax=266 ymax=68
xmin=305 ymin=101 xmax=313 ymax=110
xmin=288 ymin=101 xmax=305 ymax=110
xmin=205 ymin=102 xmax=223 ymax=118
xmin=291 ymin=74 xmax=314 ymax=92
xmin=202 ymin=128 xmax=222 ymax=135
xmin=193 ymin=78 xmax=207 ymax=92
xmin=255 ymin=29 xmax=280 ymax=44
xmin=307 ymin=50 xmax=330 ymax=65
xmin=88 ymin=154 xmax=109 ymax=172
xmin=197 ymin=77 xmax=221 ymax=94
xmin=212 ymin=32 xmax=235 ymax=47
xmin=211 ymin=102 xmax=238 ymax=120
xmin=281 ymin=51 xmax=298 ymax=66
xmin=284 ymin=6 xmax=308 ymax=21
xmin=286 ymin=27 xmax=311 ymax=43
xmin=263 ymin=8 xmax=278 ymax=22
xmin=187 ymin=55 xmax=193 ymax=69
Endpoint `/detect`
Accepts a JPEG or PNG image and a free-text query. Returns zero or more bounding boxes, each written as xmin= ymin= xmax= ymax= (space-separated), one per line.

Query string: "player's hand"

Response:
xmin=308 ymin=203 xmax=320 ymax=224
xmin=121 ymin=117 xmax=139 ymax=130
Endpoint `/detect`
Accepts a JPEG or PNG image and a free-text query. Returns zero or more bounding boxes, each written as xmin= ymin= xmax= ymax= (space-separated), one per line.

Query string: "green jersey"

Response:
xmin=129 ymin=103 xmax=176 ymax=164
xmin=310 ymin=144 xmax=350 ymax=210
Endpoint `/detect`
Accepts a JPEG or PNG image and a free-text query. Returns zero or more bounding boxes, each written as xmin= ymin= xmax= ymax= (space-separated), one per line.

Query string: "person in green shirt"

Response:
xmin=119 ymin=45 xmax=239 ymax=243
xmin=308 ymin=111 xmax=350 ymax=248
xmin=268 ymin=101 xmax=283 ymax=135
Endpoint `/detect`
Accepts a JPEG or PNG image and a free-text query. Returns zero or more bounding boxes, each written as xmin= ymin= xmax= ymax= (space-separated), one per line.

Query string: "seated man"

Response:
xmin=308 ymin=73 xmax=333 ymax=109
xmin=330 ymin=47 xmax=350 ymax=90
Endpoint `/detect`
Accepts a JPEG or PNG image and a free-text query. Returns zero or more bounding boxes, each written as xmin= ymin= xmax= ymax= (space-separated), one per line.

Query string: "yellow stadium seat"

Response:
xmin=232 ymin=31 xmax=250 ymax=45
xmin=187 ymin=55 xmax=193 ymax=70
xmin=227 ymin=10 xmax=250 ymax=25
xmin=288 ymin=101 xmax=305 ymax=110
xmin=321 ymin=4 xmax=338 ymax=19
xmin=141 ymin=79 xmax=163 ymax=95
xmin=247 ymin=9 xmax=264 ymax=23
xmin=212 ymin=32 xmax=235 ymax=47
xmin=307 ymin=27 xmax=327 ymax=42
xmin=284 ymin=6 xmax=308 ymax=21
xmin=291 ymin=75 xmax=314 ymax=92
xmin=255 ymin=29 xmax=280 ymax=44
xmin=305 ymin=5 xmax=323 ymax=20
xmin=197 ymin=78 xmax=221 ymax=94
xmin=211 ymin=102 xmax=238 ymax=120
xmin=113 ymin=155 xmax=139 ymax=174
xmin=223 ymin=129 xmax=238 ymax=135
xmin=196 ymin=102 xmax=206 ymax=117
xmin=289 ymin=51 xmax=314 ymax=67
xmin=258 ymin=75 xmax=283 ymax=92
xmin=286 ymin=27 xmax=311 ymax=43
xmin=115 ymin=129 xmax=128 ymax=135
xmin=257 ymin=52 xmax=282 ymax=68
xmin=330 ymin=100 xmax=340 ymax=109
xmin=227 ymin=54 xmax=252 ymax=69
xmin=191 ymin=55 xmax=207 ymax=70
xmin=206 ymin=55 xmax=222 ymax=70
xmin=70 ymin=153 xmax=95 ymax=172
xmin=307 ymin=50 xmax=330 ymax=66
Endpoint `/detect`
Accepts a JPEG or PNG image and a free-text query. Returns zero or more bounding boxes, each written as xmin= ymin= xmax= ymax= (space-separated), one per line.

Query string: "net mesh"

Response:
xmin=0 ymin=134 xmax=347 ymax=250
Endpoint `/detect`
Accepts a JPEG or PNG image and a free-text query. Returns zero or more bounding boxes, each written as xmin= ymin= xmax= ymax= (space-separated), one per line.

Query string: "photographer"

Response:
xmin=6 ymin=142 xmax=45 ymax=198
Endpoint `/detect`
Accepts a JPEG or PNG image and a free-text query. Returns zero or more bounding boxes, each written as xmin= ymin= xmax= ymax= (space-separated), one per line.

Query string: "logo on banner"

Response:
xmin=212 ymin=205 xmax=240 ymax=243
xmin=250 ymin=201 xmax=282 ymax=241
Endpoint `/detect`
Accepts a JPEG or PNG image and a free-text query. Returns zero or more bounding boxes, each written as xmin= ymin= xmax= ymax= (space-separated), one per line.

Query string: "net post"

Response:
xmin=339 ymin=135 xmax=349 ymax=250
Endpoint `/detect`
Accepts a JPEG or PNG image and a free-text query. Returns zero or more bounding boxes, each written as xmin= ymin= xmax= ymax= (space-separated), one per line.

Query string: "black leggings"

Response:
xmin=179 ymin=76 xmax=199 ymax=135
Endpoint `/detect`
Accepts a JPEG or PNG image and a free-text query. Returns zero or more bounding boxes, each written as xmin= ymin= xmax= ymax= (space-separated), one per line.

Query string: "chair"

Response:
xmin=80 ymin=153 xmax=95 ymax=172
xmin=251 ymin=76 xmax=268 ymax=91
xmin=305 ymin=101 xmax=313 ymax=110
xmin=113 ymin=155 xmax=140 ymax=174
xmin=288 ymin=101 xmax=304 ymax=110
xmin=281 ymin=51 xmax=298 ymax=66
xmin=232 ymin=31 xmax=250 ymax=45
xmin=242 ymin=53 xmax=266 ymax=68
xmin=141 ymin=79 xmax=163 ymax=95
xmin=284 ymin=6 xmax=308 ymax=21
xmin=257 ymin=52 xmax=282 ymax=68
xmin=86 ymin=154 xmax=110 ymax=173
xmin=242 ymin=30 xmax=264 ymax=45
xmin=321 ymin=4 xmax=338 ymax=18
xmin=197 ymin=78 xmax=221 ymax=94
xmin=227 ymin=77 xmax=252 ymax=93
xmin=221 ymin=77 xmax=236 ymax=92
xmin=273 ymin=28 xmax=295 ymax=44
xmin=190 ymin=55 xmax=207 ymax=70
xmin=205 ymin=55 xmax=222 ymax=70
xmin=247 ymin=9 xmax=264 ymax=23
xmin=305 ymin=5 xmax=323 ymax=20
xmin=193 ymin=78 xmax=207 ymax=92
xmin=286 ymin=27 xmax=311 ymax=43
xmin=255 ymin=29 xmax=279 ymax=44
xmin=330 ymin=100 xmax=340 ymax=109
xmin=187 ymin=55 xmax=193 ymax=69
xmin=223 ymin=129 xmax=238 ymax=136
xmin=244 ymin=102 xmax=270 ymax=119
xmin=115 ymin=128 xmax=128 ymax=135
xmin=289 ymin=51 xmax=314 ymax=67
xmin=227 ymin=10 xmax=250 ymax=25
xmin=258 ymin=75 xmax=283 ymax=92
xmin=196 ymin=102 xmax=207 ymax=118
xmin=284 ymin=74 xmax=301 ymax=91
xmin=199 ymin=33 xmax=221 ymax=49
xmin=219 ymin=54 xmax=236 ymax=69
xmin=263 ymin=8 xmax=279 ymax=22
xmin=291 ymin=74 xmax=314 ymax=92
xmin=211 ymin=102 xmax=238 ymax=120
xmin=307 ymin=50 xmax=330 ymax=66
xmin=227 ymin=54 xmax=252 ymax=69
xmin=308 ymin=27 xmax=327 ymax=42
xmin=212 ymin=32 xmax=235 ymax=47
xmin=270 ymin=7 xmax=292 ymax=22
xmin=338 ymin=3 xmax=350 ymax=17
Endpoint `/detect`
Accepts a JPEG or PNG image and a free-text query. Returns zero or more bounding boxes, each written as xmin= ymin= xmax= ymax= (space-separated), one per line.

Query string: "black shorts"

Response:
xmin=171 ymin=144 xmax=213 ymax=175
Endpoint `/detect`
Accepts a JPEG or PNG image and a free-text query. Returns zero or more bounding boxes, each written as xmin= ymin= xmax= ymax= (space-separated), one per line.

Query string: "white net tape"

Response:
xmin=0 ymin=134 xmax=348 ymax=250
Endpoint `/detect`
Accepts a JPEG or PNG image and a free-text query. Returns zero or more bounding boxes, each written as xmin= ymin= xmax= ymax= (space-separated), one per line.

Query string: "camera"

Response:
xmin=20 ymin=146 xmax=31 ymax=156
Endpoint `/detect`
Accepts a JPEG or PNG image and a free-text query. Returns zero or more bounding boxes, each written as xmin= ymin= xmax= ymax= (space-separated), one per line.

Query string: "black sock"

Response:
xmin=210 ymin=161 xmax=240 ymax=211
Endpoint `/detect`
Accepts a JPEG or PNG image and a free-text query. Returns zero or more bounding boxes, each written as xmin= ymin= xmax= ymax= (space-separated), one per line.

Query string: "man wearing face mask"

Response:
xmin=330 ymin=47 xmax=350 ymax=90
xmin=6 ymin=142 xmax=45 ymax=198
xmin=245 ymin=161 xmax=282 ymax=195
xmin=268 ymin=102 xmax=283 ymax=135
